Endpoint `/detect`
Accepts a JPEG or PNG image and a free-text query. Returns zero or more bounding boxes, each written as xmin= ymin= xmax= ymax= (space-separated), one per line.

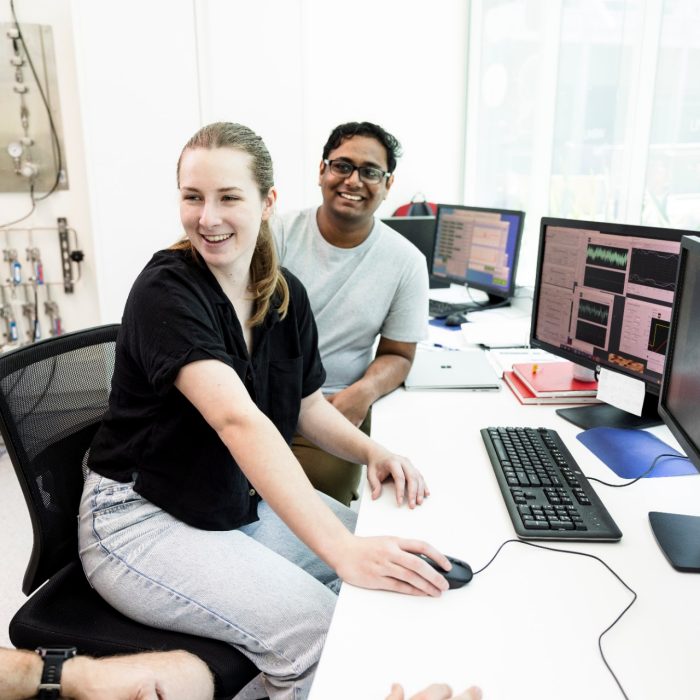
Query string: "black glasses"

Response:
xmin=323 ymin=159 xmax=390 ymax=184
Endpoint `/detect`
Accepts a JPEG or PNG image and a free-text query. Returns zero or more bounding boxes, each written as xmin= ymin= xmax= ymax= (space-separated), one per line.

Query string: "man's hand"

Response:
xmin=326 ymin=337 xmax=416 ymax=426
xmin=326 ymin=384 xmax=372 ymax=426
xmin=385 ymin=683 xmax=482 ymax=700
xmin=61 ymin=651 xmax=214 ymax=700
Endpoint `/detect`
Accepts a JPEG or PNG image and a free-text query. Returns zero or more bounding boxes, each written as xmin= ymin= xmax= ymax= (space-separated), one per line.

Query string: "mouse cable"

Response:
xmin=586 ymin=452 xmax=689 ymax=488
xmin=472 ymin=538 xmax=637 ymax=700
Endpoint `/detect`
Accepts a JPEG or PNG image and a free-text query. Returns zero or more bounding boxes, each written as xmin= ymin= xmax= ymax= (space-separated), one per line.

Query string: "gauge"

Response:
xmin=7 ymin=141 xmax=23 ymax=158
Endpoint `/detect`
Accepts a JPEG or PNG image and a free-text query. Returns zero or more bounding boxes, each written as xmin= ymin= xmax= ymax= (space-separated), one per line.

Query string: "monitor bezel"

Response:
xmin=530 ymin=217 xmax=693 ymax=396
xmin=431 ymin=204 xmax=525 ymax=300
xmin=381 ymin=215 xmax=436 ymax=267
xmin=657 ymin=234 xmax=700 ymax=471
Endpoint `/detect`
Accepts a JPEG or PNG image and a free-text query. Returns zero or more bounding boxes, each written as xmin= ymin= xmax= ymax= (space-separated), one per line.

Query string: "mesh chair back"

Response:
xmin=0 ymin=325 xmax=119 ymax=594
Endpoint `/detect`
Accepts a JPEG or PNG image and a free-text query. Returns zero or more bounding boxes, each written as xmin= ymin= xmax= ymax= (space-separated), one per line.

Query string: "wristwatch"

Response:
xmin=35 ymin=647 xmax=77 ymax=699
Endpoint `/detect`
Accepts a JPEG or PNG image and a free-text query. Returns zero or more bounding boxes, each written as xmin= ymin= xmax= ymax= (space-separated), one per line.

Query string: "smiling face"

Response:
xmin=179 ymin=147 xmax=275 ymax=279
xmin=318 ymin=135 xmax=394 ymax=233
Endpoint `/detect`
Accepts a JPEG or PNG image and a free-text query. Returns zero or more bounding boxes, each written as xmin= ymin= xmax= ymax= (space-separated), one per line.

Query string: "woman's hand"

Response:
xmin=385 ymin=683 xmax=482 ymax=700
xmin=334 ymin=536 xmax=451 ymax=596
xmin=366 ymin=448 xmax=429 ymax=508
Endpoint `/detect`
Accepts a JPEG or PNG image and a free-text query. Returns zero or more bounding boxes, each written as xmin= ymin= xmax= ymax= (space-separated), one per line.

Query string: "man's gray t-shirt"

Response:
xmin=273 ymin=208 xmax=428 ymax=393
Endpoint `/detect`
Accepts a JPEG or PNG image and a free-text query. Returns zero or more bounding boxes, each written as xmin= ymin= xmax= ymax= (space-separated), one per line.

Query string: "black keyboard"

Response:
xmin=429 ymin=299 xmax=475 ymax=318
xmin=481 ymin=426 xmax=622 ymax=541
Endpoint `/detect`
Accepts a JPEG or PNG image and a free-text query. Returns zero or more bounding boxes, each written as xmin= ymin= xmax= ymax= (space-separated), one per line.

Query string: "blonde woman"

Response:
xmin=78 ymin=123 xmax=452 ymax=700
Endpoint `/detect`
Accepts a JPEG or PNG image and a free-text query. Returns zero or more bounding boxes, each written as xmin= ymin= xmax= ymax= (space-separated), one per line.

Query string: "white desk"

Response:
xmin=309 ymin=377 xmax=700 ymax=699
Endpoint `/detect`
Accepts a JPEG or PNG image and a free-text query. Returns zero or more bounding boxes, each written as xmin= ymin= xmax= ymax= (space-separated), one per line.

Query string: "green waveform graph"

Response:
xmin=578 ymin=299 xmax=610 ymax=325
xmin=586 ymin=244 xmax=629 ymax=270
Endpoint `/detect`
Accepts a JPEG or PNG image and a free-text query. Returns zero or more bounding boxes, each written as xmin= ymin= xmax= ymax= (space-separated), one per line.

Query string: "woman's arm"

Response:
xmin=297 ymin=389 xmax=428 ymax=508
xmin=175 ymin=359 xmax=451 ymax=596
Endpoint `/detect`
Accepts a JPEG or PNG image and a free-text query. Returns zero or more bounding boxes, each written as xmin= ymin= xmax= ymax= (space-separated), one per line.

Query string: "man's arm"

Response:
xmin=0 ymin=648 xmax=214 ymax=700
xmin=0 ymin=648 xmax=42 ymax=700
xmin=326 ymin=337 xmax=416 ymax=426
xmin=61 ymin=650 xmax=214 ymax=700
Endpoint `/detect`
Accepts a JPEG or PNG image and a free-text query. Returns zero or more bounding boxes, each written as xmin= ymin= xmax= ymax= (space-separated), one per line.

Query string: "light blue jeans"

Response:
xmin=78 ymin=470 xmax=357 ymax=700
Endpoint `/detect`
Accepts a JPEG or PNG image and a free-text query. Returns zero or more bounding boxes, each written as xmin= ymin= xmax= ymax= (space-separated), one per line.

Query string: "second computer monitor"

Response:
xmin=431 ymin=204 xmax=525 ymax=304
xmin=652 ymin=234 xmax=700 ymax=572
xmin=658 ymin=234 xmax=700 ymax=471
xmin=530 ymin=218 xmax=693 ymax=428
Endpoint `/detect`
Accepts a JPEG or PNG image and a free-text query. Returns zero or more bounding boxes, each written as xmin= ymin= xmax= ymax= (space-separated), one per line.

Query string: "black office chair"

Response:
xmin=0 ymin=325 xmax=258 ymax=699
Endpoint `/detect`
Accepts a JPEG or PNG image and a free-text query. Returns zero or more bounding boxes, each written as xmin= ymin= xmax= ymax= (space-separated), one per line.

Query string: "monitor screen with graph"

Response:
xmin=431 ymin=204 xmax=524 ymax=303
xmin=530 ymin=218 xmax=690 ymax=396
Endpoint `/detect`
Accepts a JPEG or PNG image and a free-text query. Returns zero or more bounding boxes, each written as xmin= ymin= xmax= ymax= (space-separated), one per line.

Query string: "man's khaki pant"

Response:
xmin=291 ymin=409 xmax=372 ymax=506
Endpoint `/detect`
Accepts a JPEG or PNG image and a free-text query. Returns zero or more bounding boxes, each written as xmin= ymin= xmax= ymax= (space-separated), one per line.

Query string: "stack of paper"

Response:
xmin=504 ymin=361 xmax=601 ymax=405
xmin=487 ymin=347 xmax=560 ymax=377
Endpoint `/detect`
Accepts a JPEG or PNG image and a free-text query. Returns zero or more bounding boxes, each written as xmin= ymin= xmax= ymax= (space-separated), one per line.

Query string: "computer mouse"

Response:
xmin=445 ymin=313 xmax=468 ymax=327
xmin=419 ymin=554 xmax=473 ymax=589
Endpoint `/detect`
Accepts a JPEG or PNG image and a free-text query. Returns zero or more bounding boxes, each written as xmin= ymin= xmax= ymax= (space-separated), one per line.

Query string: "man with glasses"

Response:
xmin=273 ymin=121 xmax=428 ymax=506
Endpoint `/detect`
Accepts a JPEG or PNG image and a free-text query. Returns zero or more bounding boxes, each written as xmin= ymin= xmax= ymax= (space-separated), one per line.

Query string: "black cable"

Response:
xmin=0 ymin=183 xmax=35 ymax=229
xmin=466 ymin=298 xmax=512 ymax=313
xmin=462 ymin=285 xmax=514 ymax=315
xmin=473 ymin=538 xmax=637 ymax=700
xmin=10 ymin=0 xmax=64 ymax=201
xmin=587 ymin=452 xmax=689 ymax=488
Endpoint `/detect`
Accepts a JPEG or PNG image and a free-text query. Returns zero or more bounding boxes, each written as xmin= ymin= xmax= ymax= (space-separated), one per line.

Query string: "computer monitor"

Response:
xmin=530 ymin=218 xmax=691 ymax=429
xmin=381 ymin=216 xmax=449 ymax=289
xmin=431 ymin=204 xmax=525 ymax=308
xmin=651 ymin=234 xmax=700 ymax=572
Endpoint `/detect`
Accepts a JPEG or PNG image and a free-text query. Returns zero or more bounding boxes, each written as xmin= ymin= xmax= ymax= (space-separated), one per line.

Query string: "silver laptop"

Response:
xmin=404 ymin=350 xmax=501 ymax=391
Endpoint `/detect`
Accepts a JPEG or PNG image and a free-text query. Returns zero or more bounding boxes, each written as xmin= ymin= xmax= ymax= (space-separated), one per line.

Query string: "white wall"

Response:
xmin=2 ymin=1 xmax=469 ymax=325
xmin=199 ymin=0 xmax=469 ymax=213
xmin=72 ymin=0 xmax=470 ymax=322
xmin=71 ymin=0 xmax=202 ymax=323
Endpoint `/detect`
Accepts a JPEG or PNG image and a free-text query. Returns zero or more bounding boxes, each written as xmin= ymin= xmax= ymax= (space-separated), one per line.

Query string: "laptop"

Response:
xmin=404 ymin=349 xmax=501 ymax=391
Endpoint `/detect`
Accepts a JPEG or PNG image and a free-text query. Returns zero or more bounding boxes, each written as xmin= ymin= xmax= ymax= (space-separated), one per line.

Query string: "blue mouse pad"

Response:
xmin=429 ymin=318 xmax=462 ymax=331
xmin=576 ymin=427 xmax=696 ymax=479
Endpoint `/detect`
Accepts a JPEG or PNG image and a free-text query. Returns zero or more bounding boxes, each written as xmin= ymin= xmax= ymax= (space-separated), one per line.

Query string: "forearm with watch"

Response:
xmin=0 ymin=647 xmax=75 ymax=700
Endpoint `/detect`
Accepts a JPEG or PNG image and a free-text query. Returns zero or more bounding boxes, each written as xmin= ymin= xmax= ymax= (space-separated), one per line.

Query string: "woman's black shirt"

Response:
xmin=88 ymin=249 xmax=326 ymax=530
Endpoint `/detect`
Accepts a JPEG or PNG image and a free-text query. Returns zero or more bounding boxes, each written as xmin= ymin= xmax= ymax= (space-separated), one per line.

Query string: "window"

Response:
xmin=465 ymin=0 xmax=700 ymax=282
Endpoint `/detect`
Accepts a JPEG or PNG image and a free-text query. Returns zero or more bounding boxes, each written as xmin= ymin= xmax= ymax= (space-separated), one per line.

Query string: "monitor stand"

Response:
xmin=429 ymin=276 xmax=451 ymax=290
xmin=649 ymin=512 xmax=700 ymax=573
xmin=555 ymin=392 xmax=662 ymax=430
xmin=484 ymin=293 xmax=511 ymax=308
xmin=464 ymin=293 xmax=512 ymax=312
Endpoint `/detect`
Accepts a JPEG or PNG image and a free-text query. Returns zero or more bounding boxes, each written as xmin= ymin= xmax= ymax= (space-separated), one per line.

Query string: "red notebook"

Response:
xmin=511 ymin=361 xmax=598 ymax=398
xmin=504 ymin=371 xmax=601 ymax=405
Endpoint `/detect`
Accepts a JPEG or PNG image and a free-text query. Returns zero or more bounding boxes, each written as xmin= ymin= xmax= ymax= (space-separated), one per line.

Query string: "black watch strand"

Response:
xmin=35 ymin=647 xmax=77 ymax=700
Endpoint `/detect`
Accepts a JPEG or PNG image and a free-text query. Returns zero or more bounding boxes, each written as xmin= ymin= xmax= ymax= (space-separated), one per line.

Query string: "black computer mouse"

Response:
xmin=419 ymin=554 xmax=473 ymax=589
xmin=444 ymin=313 xmax=468 ymax=327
